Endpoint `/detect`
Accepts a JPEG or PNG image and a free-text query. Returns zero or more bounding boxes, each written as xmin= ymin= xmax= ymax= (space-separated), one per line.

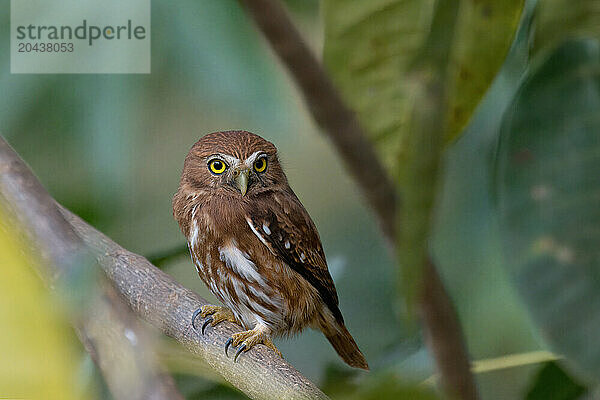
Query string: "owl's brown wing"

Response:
xmin=247 ymin=192 xmax=344 ymax=324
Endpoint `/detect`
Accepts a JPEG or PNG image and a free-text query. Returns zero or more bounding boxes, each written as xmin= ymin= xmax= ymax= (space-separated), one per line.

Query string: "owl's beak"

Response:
xmin=233 ymin=168 xmax=249 ymax=196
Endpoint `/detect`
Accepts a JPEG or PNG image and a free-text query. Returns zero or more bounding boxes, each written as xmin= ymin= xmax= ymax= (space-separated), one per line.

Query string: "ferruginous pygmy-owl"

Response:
xmin=173 ymin=130 xmax=368 ymax=369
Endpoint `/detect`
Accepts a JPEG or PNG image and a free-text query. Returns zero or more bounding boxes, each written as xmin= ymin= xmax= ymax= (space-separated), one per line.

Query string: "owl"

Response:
xmin=173 ymin=130 xmax=368 ymax=369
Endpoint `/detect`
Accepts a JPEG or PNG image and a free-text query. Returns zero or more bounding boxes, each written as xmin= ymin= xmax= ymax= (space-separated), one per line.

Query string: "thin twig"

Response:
xmin=420 ymin=258 xmax=477 ymax=399
xmin=0 ymin=137 xmax=184 ymax=400
xmin=238 ymin=1 xmax=477 ymax=398
xmin=0 ymin=136 xmax=329 ymax=400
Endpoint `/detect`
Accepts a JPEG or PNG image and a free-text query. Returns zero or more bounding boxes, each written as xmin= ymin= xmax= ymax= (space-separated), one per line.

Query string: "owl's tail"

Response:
xmin=325 ymin=324 xmax=369 ymax=370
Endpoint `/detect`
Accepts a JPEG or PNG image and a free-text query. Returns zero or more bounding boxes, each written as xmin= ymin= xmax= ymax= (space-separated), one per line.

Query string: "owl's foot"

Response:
xmin=224 ymin=324 xmax=283 ymax=361
xmin=192 ymin=305 xmax=237 ymax=335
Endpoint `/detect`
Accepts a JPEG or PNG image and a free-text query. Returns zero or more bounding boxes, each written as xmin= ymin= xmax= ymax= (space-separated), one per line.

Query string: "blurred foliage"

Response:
xmin=320 ymin=363 xmax=360 ymax=398
xmin=322 ymin=0 xmax=523 ymax=177
xmin=2 ymin=0 xmax=600 ymax=399
xmin=342 ymin=373 xmax=438 ymax=400
xmin=525 ymin=362 xmax=586 ymax=400
xmin=0 ymin=206 xmax=93 ymax=400
xmin=319 ymin=365 xmax=439 ymax=399
xmin=157 ymin=337 xmax=222 ymax=383
xmin=173 ymin=374 xmax=247 ymax=400
xmin=495 ymin=38 xmax=600 ymax=384
xmin=323 ymin=0 xmax=524 ymax=310
xmin=533 ymin=0 xmax=600 ymax=57
xmin=322 ymin=0 xmax=435 ymax=176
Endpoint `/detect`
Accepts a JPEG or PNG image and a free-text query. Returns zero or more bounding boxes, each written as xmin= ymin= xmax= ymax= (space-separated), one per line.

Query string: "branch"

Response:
xmin=0 ymin=136 xmax=329 ymax=400
xmin=0 ymin=137 xmax=183 ymax=400
xmin=238 ymin=1 xmax=478 ymax=398
xmin=421 ymin=258 xmax=477 ymax=400
xmin=79 ymin=282 xmax=185 ymax=400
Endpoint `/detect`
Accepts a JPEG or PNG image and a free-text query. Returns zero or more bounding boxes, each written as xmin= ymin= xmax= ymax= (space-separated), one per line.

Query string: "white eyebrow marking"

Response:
xmin=244 ymin=151 xmax=266 ymax=166
xmin=212 ymin=153 xmax=240 ymax=167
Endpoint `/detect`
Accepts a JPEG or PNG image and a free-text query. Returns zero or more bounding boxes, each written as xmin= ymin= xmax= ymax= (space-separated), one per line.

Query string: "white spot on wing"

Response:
xmin=246 ymin=217 xmax=273 ymax=252
xmin=284 ymin=240 xmax=290 ymax=249
xmin=300 ymin=253 xmax=306 ymax=262
xmin=262 ymin=223 xmax=271 ymax=235
xmin=219 ymin=244 xmax=264 ymax=284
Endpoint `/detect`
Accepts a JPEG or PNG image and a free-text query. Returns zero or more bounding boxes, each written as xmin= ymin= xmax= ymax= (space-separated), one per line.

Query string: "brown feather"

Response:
xmin=173 ymin=130 xmax=368 ymax=368
xmin=247 ymin=192 xmax=344 ymax=324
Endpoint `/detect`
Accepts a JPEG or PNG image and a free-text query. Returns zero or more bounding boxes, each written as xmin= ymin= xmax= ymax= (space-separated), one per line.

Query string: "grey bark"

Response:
xmin=0 ymin=136 xmax=328 ymax=400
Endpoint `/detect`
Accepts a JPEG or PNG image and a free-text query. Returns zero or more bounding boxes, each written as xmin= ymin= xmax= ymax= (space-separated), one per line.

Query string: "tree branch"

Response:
xmin=238 ymin=1 xmax=478 ymax=398
xmin=421 ymin=258 xmax=477 ymax=399
xmin=0 ymin=137 xmax=184 ymax=400
xmin=0 ymin=136 xmax=329 ymax=400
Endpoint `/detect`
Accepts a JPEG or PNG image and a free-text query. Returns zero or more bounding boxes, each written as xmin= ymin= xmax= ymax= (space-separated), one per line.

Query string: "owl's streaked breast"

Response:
xmin=188 ymin=207 xmax=288 ymax=331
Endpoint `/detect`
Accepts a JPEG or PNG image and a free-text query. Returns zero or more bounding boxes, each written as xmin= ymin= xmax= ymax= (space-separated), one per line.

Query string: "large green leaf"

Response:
xmin=534 ymin=0 xmax=600 ymax=56
xmin=525 ymin=362 xmax=586 ymax=400
xmin=323 ymin=0 xmax=524 ymax=177
xmin=495 ymin=39 xmax=600 ymax=383
xmin=323 ymin=0 xmax=434 ymax=175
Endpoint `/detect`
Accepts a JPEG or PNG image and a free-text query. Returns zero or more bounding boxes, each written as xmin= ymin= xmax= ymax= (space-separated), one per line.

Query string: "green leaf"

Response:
xmin=525 ymin=362 xmax=586 ymax=400
xmin=495 ymin=39 xmax=600 ymax=384
xmin=323 ymin=0 xmax=434 ymax=176
xmin=342 ymin=373 xmax=438 ymax=400
xmin=324 ymin=0 xmax=523 ymax=306
xmin=534 ymin=0 xmax=600 ymax=57
xmin=323 ymin=0 xmax=524 ymax=178
xmin=446 ymin=1 xmax=524 ymax=140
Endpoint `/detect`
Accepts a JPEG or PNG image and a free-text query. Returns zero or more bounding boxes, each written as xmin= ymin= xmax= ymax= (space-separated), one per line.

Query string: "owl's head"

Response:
xmin=180 ymin=130 xmax=288 ymax=198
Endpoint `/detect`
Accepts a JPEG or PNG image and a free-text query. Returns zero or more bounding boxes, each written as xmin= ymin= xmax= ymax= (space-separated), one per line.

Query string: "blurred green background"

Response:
xmin=0 ymin=0 xmax=570 ymax=398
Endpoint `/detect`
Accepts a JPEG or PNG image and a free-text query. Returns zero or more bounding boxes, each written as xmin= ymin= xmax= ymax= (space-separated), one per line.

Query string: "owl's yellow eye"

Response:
xmin=254 ymin=157 xmax=267 ymax=173
xmin=208 ymin=159 xmax=227 ymax=174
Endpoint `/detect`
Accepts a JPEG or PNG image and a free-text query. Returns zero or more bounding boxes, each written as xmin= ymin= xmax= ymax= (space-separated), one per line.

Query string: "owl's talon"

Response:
xmin=192 ymin=304 xmax=238 ymax=334
xmin=225 ymin=337 xmax=234 ymax=356
xmin=234 ymin=344 xmax=246 ymax=362
xmin=226 ymin=324 xmax=283 ymax=361
xmin=201 ymin=317 xmax=213 ymax=335
xmin=191 ymin=307 xmax=203 ymax=330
